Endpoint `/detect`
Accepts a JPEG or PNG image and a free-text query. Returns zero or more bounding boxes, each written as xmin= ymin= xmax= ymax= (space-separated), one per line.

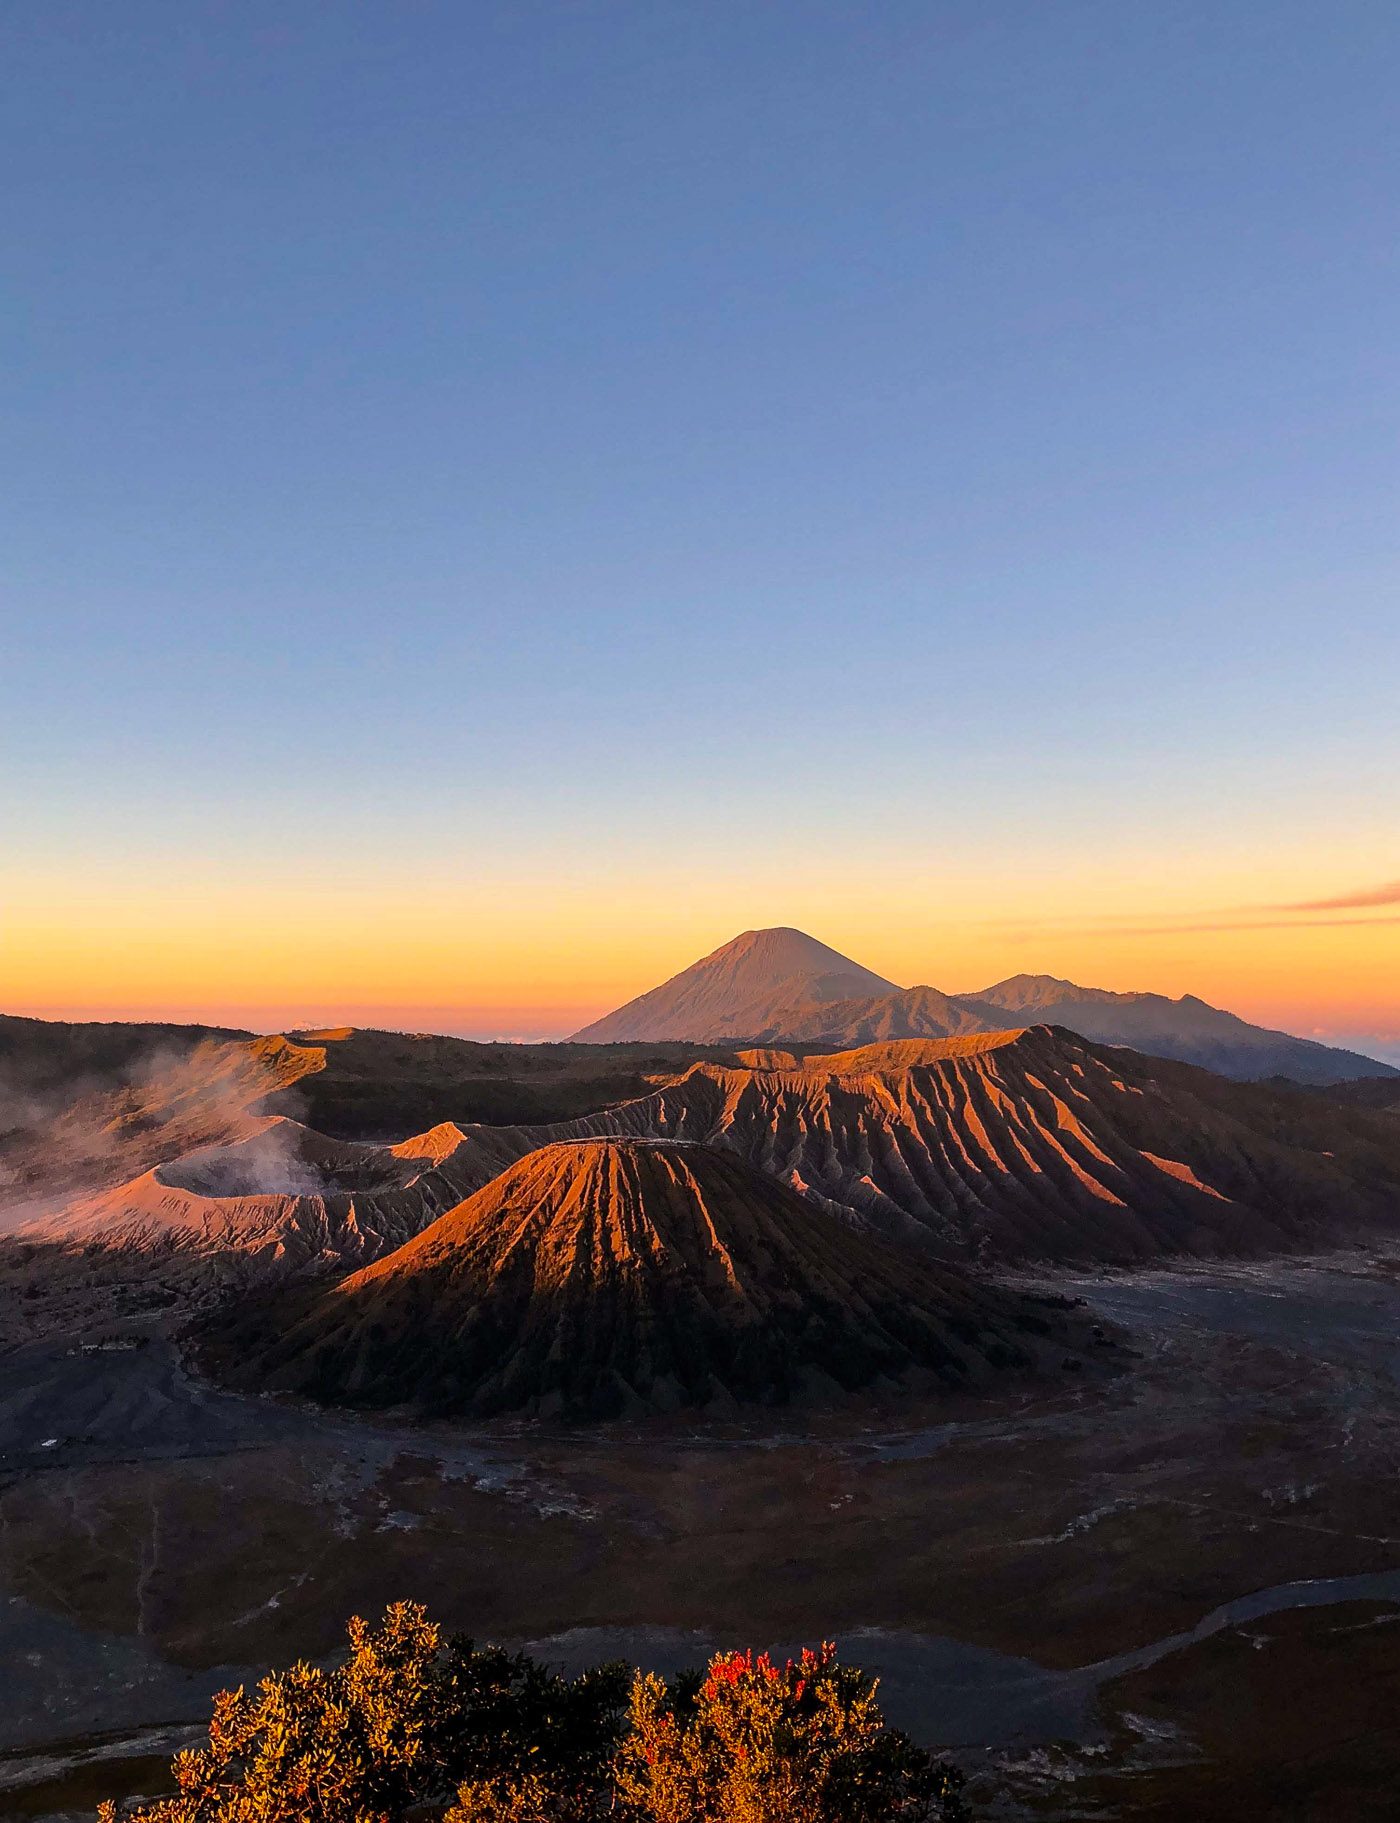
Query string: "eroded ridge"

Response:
xmin=199 ymin=1138 xmax=1079 ymax=1419
xmin=507 ymin=1027 xmax=1400 ymax=1262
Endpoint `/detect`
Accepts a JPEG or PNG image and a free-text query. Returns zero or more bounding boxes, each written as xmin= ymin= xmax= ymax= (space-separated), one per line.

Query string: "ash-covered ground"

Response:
xmin=4 ymin=1251 xmax=1400 ymax=1819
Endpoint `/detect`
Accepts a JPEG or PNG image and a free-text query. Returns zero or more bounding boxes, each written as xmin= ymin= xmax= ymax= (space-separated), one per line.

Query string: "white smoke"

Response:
xmin=0 ymin=1040 xmax=286 ymax=1227
xmin=167 ymin=1126 xmax=337 ymax=1199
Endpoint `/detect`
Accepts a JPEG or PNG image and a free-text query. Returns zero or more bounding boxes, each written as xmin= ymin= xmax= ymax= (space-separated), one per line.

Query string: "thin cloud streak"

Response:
xmin=1281 ymin=879 xmax=1400 ymax=911
xmin=1069 ymin=915 xmax=1400 ymax=937
xmin=985 ymin=914 xmax=1400 ymax=938
xmin=976 ymin=877 xmax=1400 ymax=936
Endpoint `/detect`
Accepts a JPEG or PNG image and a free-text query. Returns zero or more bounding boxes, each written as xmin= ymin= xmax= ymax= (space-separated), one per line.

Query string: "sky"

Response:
xmin=2 ymin=1 xmax=1397 ymax=1056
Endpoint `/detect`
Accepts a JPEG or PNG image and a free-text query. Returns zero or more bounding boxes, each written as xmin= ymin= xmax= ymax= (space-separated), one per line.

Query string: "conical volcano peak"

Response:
xmin=391 ymin=1136 xmax=768 ymax=1283
xmin=701 ymin=926 xmax=888 ymax=981
xmin=571 ymin=934 xmax=1398 ymax=1081
xmin=201 ymin=1136 xmax=1055 ymax=1422
xmin=570 ymin=927 xmax=900 ymax=1043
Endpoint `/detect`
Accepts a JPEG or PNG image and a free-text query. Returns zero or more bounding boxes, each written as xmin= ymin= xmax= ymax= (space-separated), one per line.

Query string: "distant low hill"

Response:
xmin=1314 ymin=1077 xmax=1400 ymax=1116
xmin=570 ymin=929 xmax=1398 ymax=1085
xmin=199 ymin=1137 xmax=1078 ymax=1419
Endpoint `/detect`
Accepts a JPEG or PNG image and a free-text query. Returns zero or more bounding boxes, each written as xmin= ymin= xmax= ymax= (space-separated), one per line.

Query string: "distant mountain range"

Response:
xmin=571 ymin=928 xmax=1398 ymax=1085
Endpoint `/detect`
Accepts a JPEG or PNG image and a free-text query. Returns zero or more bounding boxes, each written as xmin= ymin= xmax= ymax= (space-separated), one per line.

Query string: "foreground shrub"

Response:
xmin=98 ymin=1602 xmax=628 ymax=1823
xmin=99 ymin=1605 xmax=966 ymax=1822
xmin=613 ymin=1644 xmax=965 ymax=1823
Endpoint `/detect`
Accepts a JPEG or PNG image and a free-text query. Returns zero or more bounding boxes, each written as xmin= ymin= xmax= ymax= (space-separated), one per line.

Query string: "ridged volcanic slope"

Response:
xmin=204 ymin=1139 xmax=1053 ymax=1419
xmin=29 ymin=1028 xmax=1400 ymax=1277
xmin=477 ymin=1028 xmax=1400 ymax=1263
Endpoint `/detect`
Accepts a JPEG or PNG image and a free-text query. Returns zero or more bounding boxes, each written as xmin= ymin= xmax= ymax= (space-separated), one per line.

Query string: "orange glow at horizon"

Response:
xmin=3 ymin=864 xmax=1397 ymax=1045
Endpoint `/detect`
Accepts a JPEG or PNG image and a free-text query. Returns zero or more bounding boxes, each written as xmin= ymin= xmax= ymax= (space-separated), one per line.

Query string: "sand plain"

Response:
xmin=3 ymin=1251 xmax=1400 ymax=1819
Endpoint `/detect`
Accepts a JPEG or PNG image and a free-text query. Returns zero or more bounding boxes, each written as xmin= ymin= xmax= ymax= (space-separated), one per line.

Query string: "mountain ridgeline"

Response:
xmin=16 ymin=1026 xmax=1400 ymax=1280
xmin=570 ymin=929 xmax=1398 ymax=1084
xmin=516 ymin=1030 xmax=1400 ymax=1263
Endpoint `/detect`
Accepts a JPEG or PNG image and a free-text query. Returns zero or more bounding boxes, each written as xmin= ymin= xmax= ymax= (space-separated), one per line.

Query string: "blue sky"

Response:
xmin=2 ymin=2 xmax=1397 ymax=1039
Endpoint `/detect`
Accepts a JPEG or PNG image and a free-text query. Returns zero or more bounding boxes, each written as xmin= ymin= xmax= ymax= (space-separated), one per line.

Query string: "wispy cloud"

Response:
xmin=1281 ymin=879 xmax=1400 ymax=911
xmin=978 ymin=876 xmax=1400 ymax=938
xmin=986 ymin=914 xmax=1400 ymax=938
xmin=1066 ymin=915 xmax=1400 ymax=936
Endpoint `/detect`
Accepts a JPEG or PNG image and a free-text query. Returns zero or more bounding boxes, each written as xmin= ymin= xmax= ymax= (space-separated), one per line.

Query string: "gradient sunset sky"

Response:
xmin=2 ymin=3 xmax=1397 ymax=1057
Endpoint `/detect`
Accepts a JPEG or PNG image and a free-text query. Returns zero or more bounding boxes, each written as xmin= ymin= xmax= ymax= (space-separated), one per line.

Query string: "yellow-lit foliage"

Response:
xmin=446 ymin=1769 xmax=577 ymax=1819
xmin=99 ymin=1608 xmax=966 ymax=1823
xmin=98 ymin=1602 xmax=444 ymax=1823
xmin=612 ymin=1643 xmax=964 ymax=1823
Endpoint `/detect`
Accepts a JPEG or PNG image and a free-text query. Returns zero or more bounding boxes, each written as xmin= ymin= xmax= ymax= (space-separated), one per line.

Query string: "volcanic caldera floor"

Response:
xmin=5 ymin=1252 xmax=1400 ymax=1819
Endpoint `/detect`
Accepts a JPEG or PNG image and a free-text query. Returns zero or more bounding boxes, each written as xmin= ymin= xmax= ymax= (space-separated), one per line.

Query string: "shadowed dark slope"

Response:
xmin=1311 ymin=1077 xmax=1400 ymax=1116
xmin=0 ymin=1013 xmax=251 ymax=1099
xmin=257 ymin=1027 xmax=746 ymax=1137
xmin=202 ymin=1139 xmax=1067 ymax=1419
